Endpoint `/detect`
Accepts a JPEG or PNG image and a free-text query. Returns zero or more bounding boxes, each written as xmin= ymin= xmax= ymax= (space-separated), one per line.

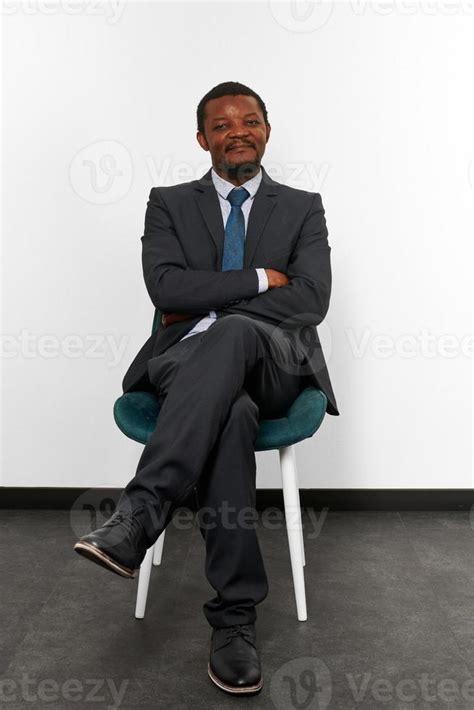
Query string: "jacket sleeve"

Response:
xmin=141 ymin=187 xmax=260 ymax=312
xmin=215 ymin=193 xmax=332 ymax=328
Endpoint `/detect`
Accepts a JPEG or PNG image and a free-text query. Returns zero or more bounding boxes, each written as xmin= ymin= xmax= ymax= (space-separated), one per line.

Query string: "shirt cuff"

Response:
xmin=255 ymin=268 xmax=268 ymax=294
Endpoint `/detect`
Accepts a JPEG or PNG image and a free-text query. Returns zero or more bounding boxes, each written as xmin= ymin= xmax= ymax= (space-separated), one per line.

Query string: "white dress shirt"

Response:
xmin=179 ymin=167 xmax=269 ymax=341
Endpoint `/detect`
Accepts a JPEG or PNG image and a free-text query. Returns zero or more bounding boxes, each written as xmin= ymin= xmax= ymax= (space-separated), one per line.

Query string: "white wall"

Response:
xmin=1 ymin=1 xmax=472 ymax=489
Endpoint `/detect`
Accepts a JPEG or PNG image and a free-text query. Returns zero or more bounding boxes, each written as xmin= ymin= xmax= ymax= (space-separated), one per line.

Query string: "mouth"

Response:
xmin=227 ymin=145 xmax=254 ymax=152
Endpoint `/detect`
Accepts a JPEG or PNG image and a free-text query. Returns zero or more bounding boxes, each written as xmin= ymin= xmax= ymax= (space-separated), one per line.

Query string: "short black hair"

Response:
xmin=196 ymin=81 xmax=269 ymax=134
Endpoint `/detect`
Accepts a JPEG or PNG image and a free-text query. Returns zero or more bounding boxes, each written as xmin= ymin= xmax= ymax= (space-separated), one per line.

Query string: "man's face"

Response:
xmin=197 ymin=94 xmax=271 ymax=183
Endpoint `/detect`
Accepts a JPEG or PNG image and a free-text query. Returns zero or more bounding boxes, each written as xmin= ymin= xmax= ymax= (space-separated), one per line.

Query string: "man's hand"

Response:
xmin=161 ymin=312 xmax=195 ymax=328
xmin=264 ymin=269 xmax=289 ymax=288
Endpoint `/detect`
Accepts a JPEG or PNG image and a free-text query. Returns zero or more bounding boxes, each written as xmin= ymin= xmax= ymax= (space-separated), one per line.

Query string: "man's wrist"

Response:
xmin=255 ymin=268 xmax=269 ymax=294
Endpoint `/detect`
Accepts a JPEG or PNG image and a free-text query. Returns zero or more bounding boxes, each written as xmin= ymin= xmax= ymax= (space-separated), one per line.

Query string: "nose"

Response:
xmin=228 ymin=125 xmax=250 ymax=139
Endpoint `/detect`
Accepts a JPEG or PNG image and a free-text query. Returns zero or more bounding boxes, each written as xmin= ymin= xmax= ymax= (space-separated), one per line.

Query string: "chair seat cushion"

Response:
xmin=113 ymin=387 xmax=327 ymax=451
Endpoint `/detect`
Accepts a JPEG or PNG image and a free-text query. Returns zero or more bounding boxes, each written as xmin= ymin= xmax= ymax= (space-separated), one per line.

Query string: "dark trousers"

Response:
xmin=117 ymin=314 xmax=309 ymax=628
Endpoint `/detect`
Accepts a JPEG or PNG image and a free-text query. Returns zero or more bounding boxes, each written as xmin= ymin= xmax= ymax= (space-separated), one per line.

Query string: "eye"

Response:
xmin=214 ymin=120 xmax=260 ymax=130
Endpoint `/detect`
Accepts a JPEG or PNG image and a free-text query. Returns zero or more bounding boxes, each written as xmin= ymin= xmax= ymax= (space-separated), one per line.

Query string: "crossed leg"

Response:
xmin=116 ymin=315 xmax=308 ymax=625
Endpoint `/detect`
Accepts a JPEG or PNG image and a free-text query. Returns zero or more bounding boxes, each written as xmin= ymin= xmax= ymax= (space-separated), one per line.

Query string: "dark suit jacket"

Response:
xmin=121 ymin=165 xmax=339 ymax=416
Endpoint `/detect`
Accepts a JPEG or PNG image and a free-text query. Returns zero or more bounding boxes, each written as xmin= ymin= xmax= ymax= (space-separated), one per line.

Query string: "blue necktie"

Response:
xmin=221 ymin=187 xmax=250 ymax=271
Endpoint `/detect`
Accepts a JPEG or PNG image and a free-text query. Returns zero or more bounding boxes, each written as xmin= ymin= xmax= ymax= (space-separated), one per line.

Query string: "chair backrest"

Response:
xmin=151 ymin=308 xmax=161 ymax=336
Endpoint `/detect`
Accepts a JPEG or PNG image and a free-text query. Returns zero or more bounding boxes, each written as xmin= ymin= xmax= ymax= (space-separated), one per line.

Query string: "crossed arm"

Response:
xmin=142 ymin=187 xmax=332 ymax=329
xmin=142 ymin=188 xmax=262 ymax=314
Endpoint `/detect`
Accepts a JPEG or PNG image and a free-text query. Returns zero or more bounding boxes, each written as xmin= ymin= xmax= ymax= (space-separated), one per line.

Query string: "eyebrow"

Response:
xmin=211 ymin=113 xmax=259 ymax=122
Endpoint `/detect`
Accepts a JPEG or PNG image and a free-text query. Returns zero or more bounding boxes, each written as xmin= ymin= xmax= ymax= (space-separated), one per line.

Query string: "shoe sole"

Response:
xmin=73 ymin=541 xmax=136 ymax=579
xmin=207 ymin=663 xmax=263 ymax=695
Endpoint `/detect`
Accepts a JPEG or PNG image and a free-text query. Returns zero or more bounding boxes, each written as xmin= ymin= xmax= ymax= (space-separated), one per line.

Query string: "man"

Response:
xmin=74 ymin=81 xmax=339 ymax=696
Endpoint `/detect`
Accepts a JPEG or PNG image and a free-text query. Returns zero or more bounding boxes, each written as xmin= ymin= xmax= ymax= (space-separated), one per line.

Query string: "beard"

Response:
xmin=218 ymin=158 xmax=260 ymax=182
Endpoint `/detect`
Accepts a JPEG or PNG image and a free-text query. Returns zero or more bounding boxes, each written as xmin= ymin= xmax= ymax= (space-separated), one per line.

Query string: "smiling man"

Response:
xmin=74 ymin=81 xmax=339 ymax=697
xmin=200 ymin=93 xmax=269 ymax=181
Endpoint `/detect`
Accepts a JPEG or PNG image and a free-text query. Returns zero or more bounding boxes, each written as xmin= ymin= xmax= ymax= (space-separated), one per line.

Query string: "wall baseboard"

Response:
xmin=0 ymin=487 xmax=472 ymax=511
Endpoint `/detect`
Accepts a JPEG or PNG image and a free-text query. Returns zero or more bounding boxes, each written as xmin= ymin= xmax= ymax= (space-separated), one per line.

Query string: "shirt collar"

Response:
xmin=211 ymin=166 xmax=262 ymax=201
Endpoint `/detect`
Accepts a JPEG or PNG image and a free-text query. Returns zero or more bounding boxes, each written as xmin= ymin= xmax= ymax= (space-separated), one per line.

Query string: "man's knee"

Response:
xmin=230 ymin=389 xmax=260 ymax=424
xmin=211 ymin=314 xmax=273 ymax=348
xmin=212 ymin=313 xmax=255 ymax=333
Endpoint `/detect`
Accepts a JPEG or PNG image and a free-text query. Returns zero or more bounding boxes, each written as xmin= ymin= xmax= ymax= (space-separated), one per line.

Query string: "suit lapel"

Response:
xmin=244 ymin=167 xmax=279 ymax=268
xmin=193 ymin=169 xmax=223 ymax=265
xmin=193 ymin=165 xmax=280 ymax=269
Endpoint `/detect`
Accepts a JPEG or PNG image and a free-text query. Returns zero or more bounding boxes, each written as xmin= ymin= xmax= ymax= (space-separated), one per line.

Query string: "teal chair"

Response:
xmin=114 ymin=309 xmax=328 ymax=622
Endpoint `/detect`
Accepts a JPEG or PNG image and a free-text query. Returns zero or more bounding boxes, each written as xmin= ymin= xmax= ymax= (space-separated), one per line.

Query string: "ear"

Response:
xmin=196 ymin=131 xmax=209 ymax=152
xmin=265 ymin=123 xmax=271 ymax=144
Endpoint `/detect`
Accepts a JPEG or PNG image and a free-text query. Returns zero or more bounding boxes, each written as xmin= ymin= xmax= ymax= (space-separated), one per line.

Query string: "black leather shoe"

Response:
xmin=208 ymin=623 xmax=263 ymax=695
xmin=73 ymin=510 xmax=150 ymax=578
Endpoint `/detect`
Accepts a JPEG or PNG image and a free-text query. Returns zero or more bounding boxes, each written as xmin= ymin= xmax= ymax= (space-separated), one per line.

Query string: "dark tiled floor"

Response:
xmin=1 ymin=510 xmax=474 ymax=709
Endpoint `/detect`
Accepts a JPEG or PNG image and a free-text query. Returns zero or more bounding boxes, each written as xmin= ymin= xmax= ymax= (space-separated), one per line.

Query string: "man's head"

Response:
xmin=196 ymin=81 xmax=271 ymax=185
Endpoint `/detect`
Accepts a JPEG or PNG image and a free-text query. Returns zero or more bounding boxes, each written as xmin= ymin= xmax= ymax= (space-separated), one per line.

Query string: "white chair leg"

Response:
xmin=279 ymin=445 xmax=307 ymax=621
xmin=153 ymin=529 xmax=166 ymax=566
xmin=293 ymin=463 xmax=306 ymax=567
xmin=135 ymin=545 xmax=154 ymax=619
xmin=283 ymin=446 xmax=306 ymax=567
